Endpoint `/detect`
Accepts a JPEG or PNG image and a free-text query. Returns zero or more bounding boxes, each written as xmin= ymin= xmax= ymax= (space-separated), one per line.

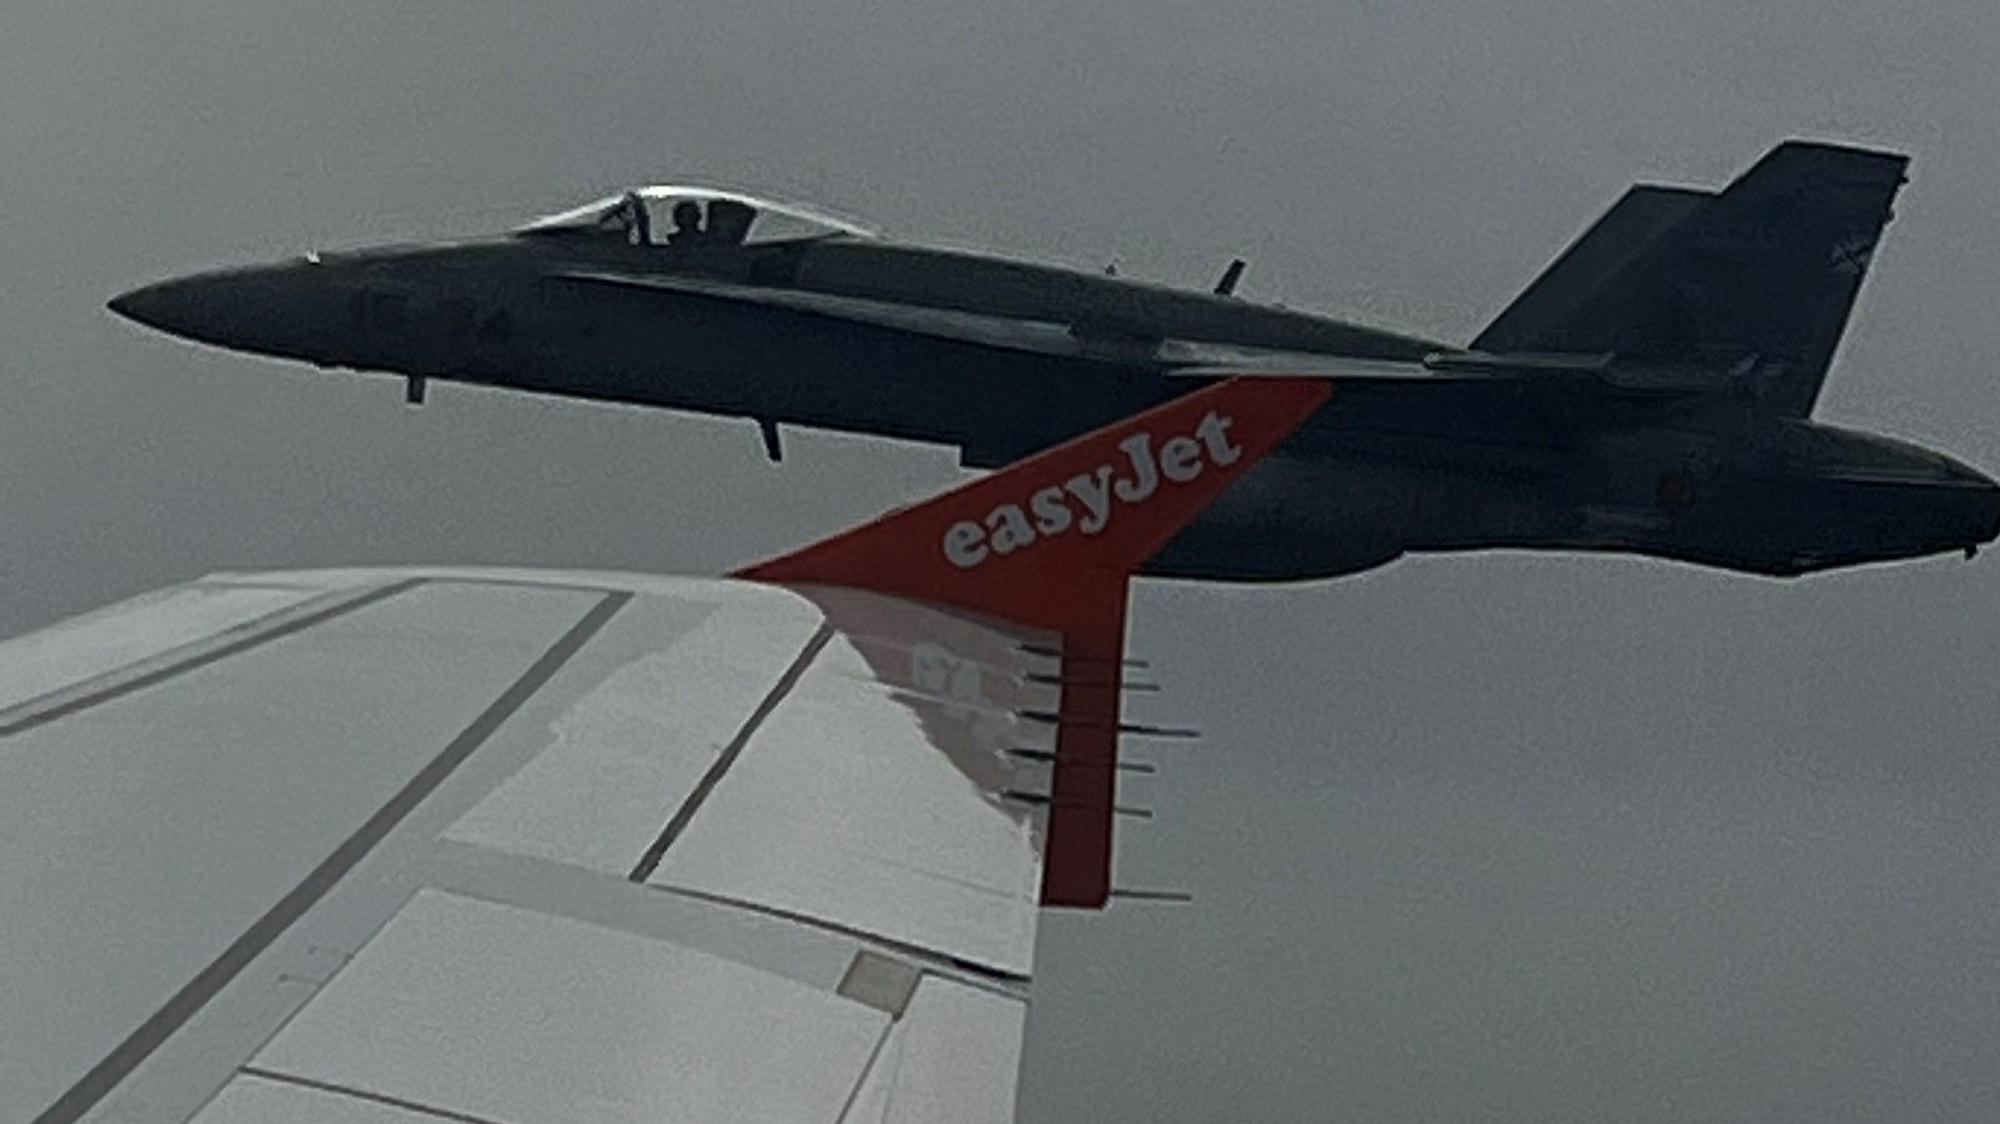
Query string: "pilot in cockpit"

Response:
xmin=609 ymin=191 xmax=650 ymax=245
xmin=666 ymin=200 xmax=707 ymax=247
xmin=517 ymin=188 xmax=872 ymax=248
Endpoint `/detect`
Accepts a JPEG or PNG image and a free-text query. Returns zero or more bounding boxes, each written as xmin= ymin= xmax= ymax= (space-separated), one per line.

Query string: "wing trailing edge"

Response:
xmin=737 ymin=376 xmax=1330 ymax=906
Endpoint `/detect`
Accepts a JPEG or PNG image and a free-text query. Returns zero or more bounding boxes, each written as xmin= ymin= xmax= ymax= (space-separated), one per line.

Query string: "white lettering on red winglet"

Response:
xmin=942 ymin=410 xmax=1243 ymax=569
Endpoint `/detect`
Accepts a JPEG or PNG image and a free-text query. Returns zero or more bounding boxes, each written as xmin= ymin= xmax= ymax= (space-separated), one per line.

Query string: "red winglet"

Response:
xmin=736 ymin=378 xmax=1330 ymax=623
xmin=736 ymin=376 xmax=1331 ymax=907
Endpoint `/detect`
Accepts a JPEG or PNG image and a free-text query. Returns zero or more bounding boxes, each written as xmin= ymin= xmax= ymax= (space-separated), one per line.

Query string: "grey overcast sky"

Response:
xmin=6 ymin=1 xmax=2000 ymax=1120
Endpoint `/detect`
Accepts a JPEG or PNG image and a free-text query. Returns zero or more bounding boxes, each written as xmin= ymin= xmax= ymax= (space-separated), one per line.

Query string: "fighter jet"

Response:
xmin=110 ymin=139 xmax=2000 ymax=580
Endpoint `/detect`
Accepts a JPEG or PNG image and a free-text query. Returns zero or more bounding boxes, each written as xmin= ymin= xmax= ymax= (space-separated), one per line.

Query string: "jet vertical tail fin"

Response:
xmin=1472 ymin=185 xmax=1711 ymax=354
xmin=1473 ymin=140 xmax=1910 ymax=416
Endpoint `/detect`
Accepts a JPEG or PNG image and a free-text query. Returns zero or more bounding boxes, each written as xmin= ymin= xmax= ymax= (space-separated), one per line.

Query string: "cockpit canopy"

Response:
xmin=516 ymin=186 xmax=877 ymax=249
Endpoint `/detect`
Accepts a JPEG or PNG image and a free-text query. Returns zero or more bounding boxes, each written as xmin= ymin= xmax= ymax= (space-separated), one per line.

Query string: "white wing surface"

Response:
xmin=1 ymin=568 xmax=1056 ymax=1124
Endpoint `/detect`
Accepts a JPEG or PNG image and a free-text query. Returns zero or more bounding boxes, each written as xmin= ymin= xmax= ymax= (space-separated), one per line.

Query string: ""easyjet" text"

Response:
xmin=942 ymin=411 xmax=1243 ymax=569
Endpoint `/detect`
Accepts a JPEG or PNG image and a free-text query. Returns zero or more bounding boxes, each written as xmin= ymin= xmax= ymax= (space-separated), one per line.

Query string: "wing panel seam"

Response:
xmin=0 ymin=579 xmax=423 ymax=740
xmin=834 ymin=1017 xmax=902 ymax=1124
xmin=626 ymin=621 xmax=835 ymax=882
xmin=29 ymin=590 xmax=631 ymax=1124
xmin=235 ymin=1067 xmax=515 ymax=1124
xmin=643 ymin=881 xmax=1031 ymax=999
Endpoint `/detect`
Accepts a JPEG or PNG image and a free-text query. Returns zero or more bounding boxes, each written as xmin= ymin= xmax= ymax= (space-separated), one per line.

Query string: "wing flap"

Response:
xmin=441 ymin=589 xmax=826 ymax=876
xmin=843 ymin=973 xmax=1027 ymax=1124
xmin=191 ymin=1075 xmax=442 ymax=1123
xmin=240 ymin=890 xmax=894 ymax=1124
xmin=644 ymin=592 xmax=1053 ymax=977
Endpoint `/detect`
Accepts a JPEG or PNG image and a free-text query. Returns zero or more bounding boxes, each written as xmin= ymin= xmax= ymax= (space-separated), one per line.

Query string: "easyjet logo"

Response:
xmin=943 ymin=410 xmax=1243 ymax=569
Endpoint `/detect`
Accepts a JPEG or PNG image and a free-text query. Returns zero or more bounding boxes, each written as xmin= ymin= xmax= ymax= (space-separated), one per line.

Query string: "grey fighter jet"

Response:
xmin=110 ymin=140 xmax=2000 ymax=580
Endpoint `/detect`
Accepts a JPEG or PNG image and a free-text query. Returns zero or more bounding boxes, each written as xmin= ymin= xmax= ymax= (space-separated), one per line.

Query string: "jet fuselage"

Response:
xmin=109 ymin=190 xmax=2000 ymax=581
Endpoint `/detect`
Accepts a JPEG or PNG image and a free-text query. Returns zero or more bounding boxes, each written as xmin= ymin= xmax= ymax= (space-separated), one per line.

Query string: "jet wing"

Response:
xmin=3 ymin=377 xmax=1328 ymax=1124
xmin=553 ymin=268 xmax=1476 ymax=379
xmin=557 ymin=268 xmax=1089 ymax=357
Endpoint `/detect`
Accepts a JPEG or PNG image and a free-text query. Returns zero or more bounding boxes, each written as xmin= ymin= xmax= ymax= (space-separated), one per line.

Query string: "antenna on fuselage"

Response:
xmin=1213 ymin=258 xmax=1247 ymax=296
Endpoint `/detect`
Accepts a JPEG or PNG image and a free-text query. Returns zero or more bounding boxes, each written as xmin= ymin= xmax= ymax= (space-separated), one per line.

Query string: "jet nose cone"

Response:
xmin=107 ymin=262 xmax=347 ymax=361
xmin=107 ymin=272 xmax=252 ymax=346
xmin=107 ymin=279 xmax=198 ymax=335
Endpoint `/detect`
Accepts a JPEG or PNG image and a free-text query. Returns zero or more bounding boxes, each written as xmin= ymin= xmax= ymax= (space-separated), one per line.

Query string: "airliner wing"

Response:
xmin=1 ymin=377 xmax=1328 ymax=1124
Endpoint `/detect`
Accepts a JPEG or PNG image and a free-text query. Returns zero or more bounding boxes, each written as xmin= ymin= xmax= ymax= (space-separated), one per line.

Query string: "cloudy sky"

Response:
xmin=6 ymin=1 xmax=2000 ymax=1120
